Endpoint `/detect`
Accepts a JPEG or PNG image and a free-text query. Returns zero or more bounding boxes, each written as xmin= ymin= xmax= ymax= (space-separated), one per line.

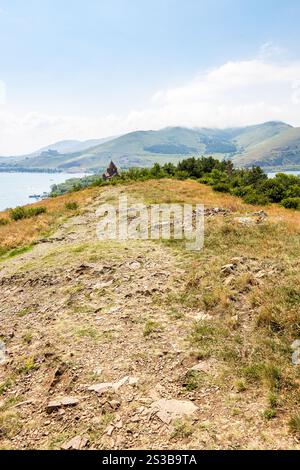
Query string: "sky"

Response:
xmin=0 ymin=0 xmax=300 ymax=155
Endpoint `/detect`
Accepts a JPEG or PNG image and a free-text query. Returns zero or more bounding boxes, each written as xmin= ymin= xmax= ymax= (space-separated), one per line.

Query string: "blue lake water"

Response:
xmin=268 ymin=170 xmax=300 ymax=178
xmin=0 ymin=172 xmax=87 ymax=211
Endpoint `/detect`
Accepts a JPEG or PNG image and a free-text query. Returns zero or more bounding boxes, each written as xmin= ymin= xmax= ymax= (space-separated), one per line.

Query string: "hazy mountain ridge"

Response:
xmin=1 ymin=121 xmax=300 ymax=172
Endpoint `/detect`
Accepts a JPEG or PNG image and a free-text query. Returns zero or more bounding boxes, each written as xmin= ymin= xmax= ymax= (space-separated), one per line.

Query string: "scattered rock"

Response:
xmin=49 ymin=362 xmax=68 ymax=389
xmin=151 ymin=399 xmax=198 ymax=424
xmin=128 ymin=261 xmax=142 ymax=270
xmin=221 ymin=264 xmax=236 ymax=275
xmin=224 ymin=275 xmax=235 ymax=286
xmin=291 ymin=339 xmax=300 ymax=365
xmin=292 ymin=350 xmax=300 ymax=366
xmin=291 ymin=340 xmax=300 ymax=350
xmin=197 ymin=207 xmax=230 ymax=218
xmin=93 ymin=367 xmax=103 ymax=376
xmin=0 ymin=340 xmax=6 ymax=366
xmin=94 ymin=279 xmax=114 ymax=289
xmin=88 ymin=376 xmax=139 ymax=395
xmin=234 ymin=212 xmax=267 ymax=226
xmin=108 ymin=400 xmax=121 ymax=410
xmin=193 ymin=311 xmax=212 ymax=321
xmin=189 ymin=359 xmax=217 ymax=374
xmin=88 ymin=383 xmax=114 ymax=395
xmin=46 ymin=396 xmax=80 ymax=413
xmin=250 ymin=210 xmax=268 ymax=221
xmin=234 ymin=217 xmax=256 ymax=226
xmin=106 ymin=425 xmax=115 ymax=436
xmin=61 ymin=436 xmax=89 ymax=450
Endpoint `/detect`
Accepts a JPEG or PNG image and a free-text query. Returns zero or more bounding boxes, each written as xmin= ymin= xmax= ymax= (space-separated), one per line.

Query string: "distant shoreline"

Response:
xmin=0 ymin=167 xmax=93 ymax=175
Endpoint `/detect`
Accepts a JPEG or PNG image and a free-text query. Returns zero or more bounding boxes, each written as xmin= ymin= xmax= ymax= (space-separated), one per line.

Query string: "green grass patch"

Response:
xmin=10 ymin=206 xmax=47 ymax=221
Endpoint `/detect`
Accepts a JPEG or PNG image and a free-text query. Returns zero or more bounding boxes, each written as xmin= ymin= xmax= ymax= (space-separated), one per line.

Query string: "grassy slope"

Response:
xmin=235 ymin=127 xmax=300 ymax=168
xmin=228 ymin=121 xmax=292 ymax=150
xmin=0 ymin=180 xmax=300 ymax=449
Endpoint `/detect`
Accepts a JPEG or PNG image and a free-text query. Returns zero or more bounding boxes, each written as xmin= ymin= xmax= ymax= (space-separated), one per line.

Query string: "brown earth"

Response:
xmin=0 ymin=181 xmax=299 ymax=450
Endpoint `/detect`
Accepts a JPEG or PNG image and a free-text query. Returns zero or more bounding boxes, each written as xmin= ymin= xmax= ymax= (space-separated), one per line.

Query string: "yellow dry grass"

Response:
xmin=130 ymin=179 xmax=300 ymax=233
xmin=1 ymin=178 xmax=300 ymax=254
xmin=0 ymin=186 xmax=99 ymax=254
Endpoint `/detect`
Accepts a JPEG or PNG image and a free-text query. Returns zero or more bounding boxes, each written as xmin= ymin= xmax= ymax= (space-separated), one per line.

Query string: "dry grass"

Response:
xmin=1 ymin=178 xmax=300 ymax=257
xmin=0 ymin=186 xmax=99 ymax=256
xmin=130 ymin=178 xmax=300 ymax=233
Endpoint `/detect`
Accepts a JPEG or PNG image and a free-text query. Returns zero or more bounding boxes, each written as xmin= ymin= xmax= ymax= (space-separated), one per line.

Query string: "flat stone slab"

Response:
xmin=151 ymin=399 xmax=198 ymax=424
xmin=46 ymin=396 xmax=80 ymax=412
xmin=189 ymin=359 xmax=217 ymax=374
xmin=88 ymin=376 xmax=139 ymax=395
xmin=61 ymin=436 xmax=89 ymax=450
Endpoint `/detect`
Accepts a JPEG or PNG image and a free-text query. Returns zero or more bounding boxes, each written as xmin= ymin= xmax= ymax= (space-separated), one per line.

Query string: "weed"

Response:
xmin=171 ymin=419 xmax=193 ymax=439
xmin=183 ymin=370 xmax=202 ymax=391
xmin=65 ymin=202 xmax=79 ymax=211
xmin=262 ymin=408 xmax=277 ymax=420
xmin=75 ymin=327 xmax=99 ymax=340
xmin=289 ymin=414 xmax=300 ymax=436
xmin=22 ymin=332 xmax=33 ymax=344
xmin=143 ymin=320 xmax=162 ymax=337
xmin=17 ymin=308 xmax=31 ymax=318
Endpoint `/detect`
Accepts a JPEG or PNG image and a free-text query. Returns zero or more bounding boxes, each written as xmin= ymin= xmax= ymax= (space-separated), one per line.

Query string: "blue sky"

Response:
xmin=0 ymin=0 xmax=300 ymax=154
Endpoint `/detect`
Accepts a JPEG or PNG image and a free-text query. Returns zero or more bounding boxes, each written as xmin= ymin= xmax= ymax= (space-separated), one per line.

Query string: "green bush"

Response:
xmin=0 ymin=218 xmax=9 ymax=226
xmin=10 ymin=206 xmax=46 ymax=221
xmin=212 ymin=182 xmax=231 ymax=193
xmin=281 ymin=197 xmax=300 ymax=210
xmin=47 ymin=156 xmax=300 ymax=211
xmin=243 ymin=191 xmax=269 ymax=206
xmin=65 ymin=202 xmax=79 ymax=210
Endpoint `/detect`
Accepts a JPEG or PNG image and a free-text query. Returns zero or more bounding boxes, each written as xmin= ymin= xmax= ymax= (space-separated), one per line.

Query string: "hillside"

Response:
xmin=0 ymin=180 xmax=300 ymax=449
xmin=26 ymin=136 xmax=119 ymax=158
xmin=1 ymin=122 xmax=300 ymax=172
xmin=235 ymin=127 xmax=300 ymax=169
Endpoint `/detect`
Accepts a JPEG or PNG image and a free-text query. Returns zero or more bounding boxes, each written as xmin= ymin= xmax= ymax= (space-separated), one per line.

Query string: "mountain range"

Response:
xmin=1 ymin=121 xmax=300 ymax=173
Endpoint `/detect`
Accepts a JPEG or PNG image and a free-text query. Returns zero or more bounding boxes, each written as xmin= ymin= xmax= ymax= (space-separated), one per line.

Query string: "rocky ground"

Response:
xmin=0 ymin=184 xmax=299 ymax=450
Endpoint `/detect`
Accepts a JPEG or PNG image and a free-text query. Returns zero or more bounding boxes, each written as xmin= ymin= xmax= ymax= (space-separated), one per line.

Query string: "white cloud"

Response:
xmin=1 ymin=53 xmax=300 ymax=155
xmin=258 ymin=41 xmax=286 ymax=60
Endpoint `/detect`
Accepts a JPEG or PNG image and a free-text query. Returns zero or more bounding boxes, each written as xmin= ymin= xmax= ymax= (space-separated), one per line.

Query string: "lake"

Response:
xmin=268 ymin=170 xmax=300 ymax=178
xmin=0 ymin=172 xmax=88 ymax=211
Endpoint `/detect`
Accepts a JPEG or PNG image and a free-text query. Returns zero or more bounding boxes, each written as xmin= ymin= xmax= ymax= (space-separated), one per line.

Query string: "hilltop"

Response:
xmin=1 ymin=121 xmax=300 ymax=173
xmin=0 ymin=178 xmax=300 ymax=449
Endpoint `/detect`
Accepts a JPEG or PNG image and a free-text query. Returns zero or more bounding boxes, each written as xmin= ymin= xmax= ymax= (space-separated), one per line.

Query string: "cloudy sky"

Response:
xmin=0 ymin=0 xmax=300 ymax=155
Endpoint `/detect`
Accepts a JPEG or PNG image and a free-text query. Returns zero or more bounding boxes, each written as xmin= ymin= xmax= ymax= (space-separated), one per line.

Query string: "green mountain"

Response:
xmin=1 ymin=121 xmax=300 ymax=172
xmin=27 ymin=136 xmax=118 ymax=157
xmin=234 ymin=126 xmax=300 ymax=169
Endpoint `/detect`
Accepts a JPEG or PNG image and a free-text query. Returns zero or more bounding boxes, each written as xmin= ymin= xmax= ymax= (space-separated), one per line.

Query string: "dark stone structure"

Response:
xmin=102 ymin=161 xmax=119 ymax=181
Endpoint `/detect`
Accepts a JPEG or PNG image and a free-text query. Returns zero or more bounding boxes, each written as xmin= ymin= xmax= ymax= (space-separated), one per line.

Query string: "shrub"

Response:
xmin=26 ymin=207 xmax=47 ymax=217
xmin=65 ymin=201 xmax=79 ymax=210
xmin=0 ymin=218 xmax=9 ymax=226
xmin=10 ymin=207 xmax=27 ymax=221
xmin=281 ymin=197 xmax=300 ymax=210
xmin=260 ymin=179 xmax=286 ymax=203
xmin=243 ymin=191 xmax=269 ymax=206
xmin=212 ymin=182 xmax=231 ymax=193
xmin=10 ymin=206 xmax=46 ymax=221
